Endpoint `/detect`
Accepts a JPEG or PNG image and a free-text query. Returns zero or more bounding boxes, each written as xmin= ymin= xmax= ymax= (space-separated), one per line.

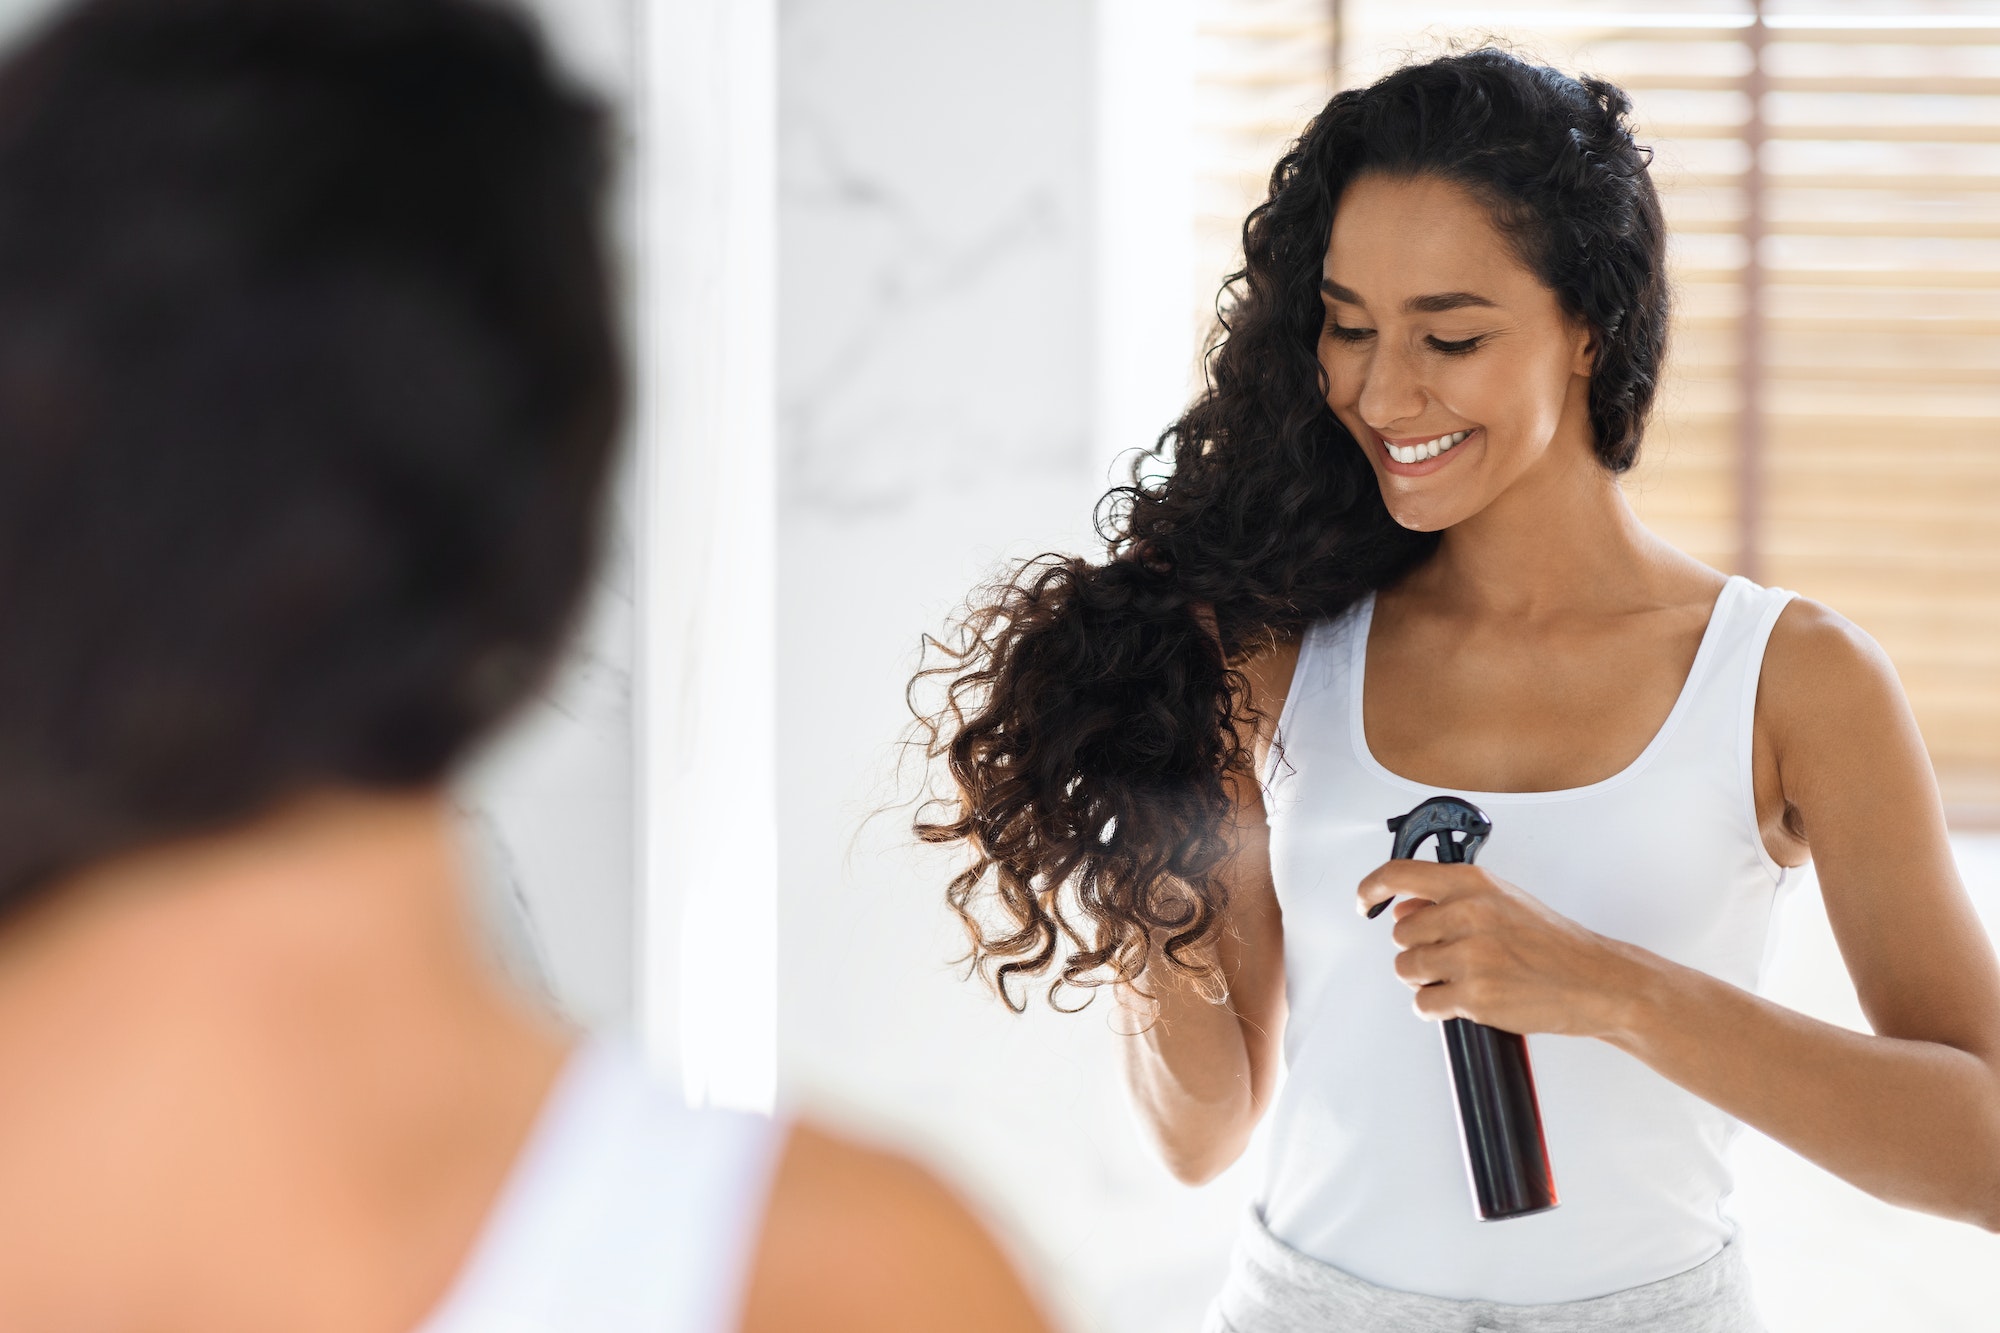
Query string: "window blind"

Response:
xmin=1192 ymin=0 xmax=1338 ymax=345
xmin=1193 ymin=0 xmax=2000 ymax=824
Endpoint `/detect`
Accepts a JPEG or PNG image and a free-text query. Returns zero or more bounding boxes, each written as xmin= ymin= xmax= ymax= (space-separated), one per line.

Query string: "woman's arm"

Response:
xmin=1358 ymin=600 xmax=2000 ymax=1229
xmin=1114 ymin=642 xmax=1295 ymax=1185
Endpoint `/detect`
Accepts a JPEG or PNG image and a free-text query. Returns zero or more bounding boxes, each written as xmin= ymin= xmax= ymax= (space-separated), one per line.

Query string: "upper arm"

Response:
xmin=739 ymin=1123 xmax=1052 ymax=1333
xmin=1234 ymin=636 xmax=1301 ymax=779
xmin=1759 ymin=599 xmax=2000 ymax=1056
xmin=1215 ymin=637 xmax=1301 ymax=1107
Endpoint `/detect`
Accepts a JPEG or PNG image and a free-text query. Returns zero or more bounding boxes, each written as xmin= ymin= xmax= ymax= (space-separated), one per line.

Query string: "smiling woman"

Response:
xmin=916 ymin=46 xmax=2000 ymax=1333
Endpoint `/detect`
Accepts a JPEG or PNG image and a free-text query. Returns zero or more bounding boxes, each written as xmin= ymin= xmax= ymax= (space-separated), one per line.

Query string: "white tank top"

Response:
xmin=1259 ymin=575 xmax=1797 ymax=1304
xmin=417 ymin=1039 xmax=781 ymax=1333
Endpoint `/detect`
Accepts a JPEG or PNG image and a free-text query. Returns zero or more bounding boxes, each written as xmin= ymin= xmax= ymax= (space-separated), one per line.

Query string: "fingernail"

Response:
xmin=1365 ymin=898 xmax=1389 ymax=920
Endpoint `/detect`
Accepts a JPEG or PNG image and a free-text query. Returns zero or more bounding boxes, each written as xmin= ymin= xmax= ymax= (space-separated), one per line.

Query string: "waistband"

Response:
xmin=1206 ymin=1209 xmax=1768 ymax=1333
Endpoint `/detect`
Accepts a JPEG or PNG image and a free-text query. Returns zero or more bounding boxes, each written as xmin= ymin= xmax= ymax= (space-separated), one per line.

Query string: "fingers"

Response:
xmin=1356 ymin=859 xmax=1489 ymax=919
xmin=1389 ymin=898 xmax=1455 ymax=947
xmin=1395 ymin=945 xmax=1480 ymax=1022
xmin=1411 ymin=978 xmax=1470 ymax=1022
xmin=1392 ymin=941 xmax=1455 ymax=987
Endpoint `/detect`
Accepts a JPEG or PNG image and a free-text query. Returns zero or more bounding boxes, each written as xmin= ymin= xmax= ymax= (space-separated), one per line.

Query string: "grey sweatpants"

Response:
xmin=1204 ymin=1210 xmax=1768 ymax=1333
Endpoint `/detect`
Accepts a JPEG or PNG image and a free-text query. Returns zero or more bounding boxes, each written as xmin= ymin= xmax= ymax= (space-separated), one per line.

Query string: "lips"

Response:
xmin=1375 ymin=427 xmax=1478 ymax=476
xmin=1383 ymin=429 xmax=1469 ymax=464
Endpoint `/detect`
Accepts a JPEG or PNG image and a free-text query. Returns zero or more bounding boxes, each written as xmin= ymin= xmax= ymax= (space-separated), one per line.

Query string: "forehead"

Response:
xmin=1324 ymin=172 xmax=1543 ymax=306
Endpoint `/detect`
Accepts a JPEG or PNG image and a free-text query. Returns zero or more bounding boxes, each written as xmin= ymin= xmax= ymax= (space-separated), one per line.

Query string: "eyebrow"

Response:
xmin=1321 ymin=278 xmax=1499 ymax=315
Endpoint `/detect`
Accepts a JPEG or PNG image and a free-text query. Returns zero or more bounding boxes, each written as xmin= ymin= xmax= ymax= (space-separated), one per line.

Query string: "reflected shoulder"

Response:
xmin=737 ymin=1121 xmax=1053 ymax=1333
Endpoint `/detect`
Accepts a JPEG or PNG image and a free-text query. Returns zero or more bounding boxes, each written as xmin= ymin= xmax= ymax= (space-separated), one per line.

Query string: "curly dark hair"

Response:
xmin=915 ymin=49 xmax=1669 ymax=1010
xmin=0 ymin=0 xmax=618 ymax=908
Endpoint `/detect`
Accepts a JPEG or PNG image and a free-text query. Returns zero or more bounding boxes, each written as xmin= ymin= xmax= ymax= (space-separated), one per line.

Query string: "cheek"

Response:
xmin=1439 ymin=346 xmax=1568 ymax=438
xmin=1317 ymin=344 xmax=1361 ymax=405
xmin=1460 ymin=364 xmax=1523 ymax=432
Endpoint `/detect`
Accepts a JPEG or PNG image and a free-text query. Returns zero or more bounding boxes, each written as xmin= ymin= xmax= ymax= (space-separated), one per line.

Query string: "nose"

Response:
xmin=1355 ymin=339 xmax=1428 ymax=436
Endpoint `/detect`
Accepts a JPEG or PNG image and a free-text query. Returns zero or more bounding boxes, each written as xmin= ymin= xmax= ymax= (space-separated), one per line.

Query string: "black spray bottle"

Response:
xmin=1373 ymin=795 xmax=1559 ymax=1221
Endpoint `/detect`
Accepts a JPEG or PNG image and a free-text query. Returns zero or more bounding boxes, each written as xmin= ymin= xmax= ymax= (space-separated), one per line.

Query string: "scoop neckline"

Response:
xmin=1345 ymin=576 xmax=1744 ymax=805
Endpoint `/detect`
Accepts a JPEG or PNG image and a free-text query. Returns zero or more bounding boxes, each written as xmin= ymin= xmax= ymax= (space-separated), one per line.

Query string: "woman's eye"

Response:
xmin=1326 ymin=320 xmax=1374 ymax=343
xmin=1426 ymin=334 xmax=1483 ymax=355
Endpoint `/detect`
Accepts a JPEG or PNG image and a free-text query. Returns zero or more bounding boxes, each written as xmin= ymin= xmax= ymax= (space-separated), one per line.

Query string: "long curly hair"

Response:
xmin=915 ymin=49 xmax=1669 ymax=1011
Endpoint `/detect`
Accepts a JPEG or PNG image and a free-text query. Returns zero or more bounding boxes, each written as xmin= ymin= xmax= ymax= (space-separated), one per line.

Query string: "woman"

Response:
xmin=919 ymin=50 xmax=2000 ymax=1331
xmin=0 ymin=1 xmax=1051 ymax=1331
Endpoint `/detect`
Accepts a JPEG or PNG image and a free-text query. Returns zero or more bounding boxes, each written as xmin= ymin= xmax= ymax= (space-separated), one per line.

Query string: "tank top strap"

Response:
xmin=1652 ymin=575 xmax=1799 ymax=881
xmin=417 ymin=1038 xmax=783 ymax=1333
xmin=1262 ymin=599 xmax=1367 ymax=794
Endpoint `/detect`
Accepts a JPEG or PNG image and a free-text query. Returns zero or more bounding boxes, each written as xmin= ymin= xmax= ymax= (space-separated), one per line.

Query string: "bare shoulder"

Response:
xmin=1757 ymin=595 xmax=1930 ymax=821
xmin=1238 ymin=635 xmax=1301 ymax=700
xmin=1235 ymin=635 xmax=1302 ymax=742
xmin=737 ymin=1121 xmax=1051 ymax=1333
xmin=1759 ymin=595 xmax=1904 ymax=720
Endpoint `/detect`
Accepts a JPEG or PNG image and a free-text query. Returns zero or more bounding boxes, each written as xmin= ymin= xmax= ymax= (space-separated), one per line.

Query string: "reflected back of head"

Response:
xmin=0 ymin=0 xmax=621 ymax=909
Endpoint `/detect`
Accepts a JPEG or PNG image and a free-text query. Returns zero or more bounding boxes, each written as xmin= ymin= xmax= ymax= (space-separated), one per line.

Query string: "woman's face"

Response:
xmin=1318 ymin=172 xmax=1598 ymax=533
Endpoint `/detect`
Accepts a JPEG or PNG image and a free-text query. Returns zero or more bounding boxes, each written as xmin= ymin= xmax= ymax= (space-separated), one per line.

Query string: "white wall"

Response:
xmin=776 ymin=3 xmax=1251 ymax=1330
xmin=0 ymin=0 xmax=52 ymax=47
xmin=630 ymin=0 xmax=779 ymax=1109
xmin=457 ymin=0 xmax=640 ymax=1035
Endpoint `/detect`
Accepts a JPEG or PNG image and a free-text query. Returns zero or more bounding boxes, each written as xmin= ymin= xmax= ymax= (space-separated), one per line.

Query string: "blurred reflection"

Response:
xmin=0 ymin=1 xmax=1049 ymax=1331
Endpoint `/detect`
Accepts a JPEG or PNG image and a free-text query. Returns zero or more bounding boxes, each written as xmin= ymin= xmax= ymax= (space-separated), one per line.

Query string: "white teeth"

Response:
xmin=1386 ymin=429 xmax=1470 ymax=465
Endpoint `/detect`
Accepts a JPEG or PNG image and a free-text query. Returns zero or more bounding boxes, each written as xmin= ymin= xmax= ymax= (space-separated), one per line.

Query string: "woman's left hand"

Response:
xmin=1355 ymin=861 xmax=1645 ymax=1039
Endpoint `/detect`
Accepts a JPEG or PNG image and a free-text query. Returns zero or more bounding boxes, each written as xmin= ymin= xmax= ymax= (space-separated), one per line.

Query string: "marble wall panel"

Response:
xmin=456 ymin=0 xmax=639 ymax=1034
xmin=777 ymin=3 xmax=1252 ymax=1329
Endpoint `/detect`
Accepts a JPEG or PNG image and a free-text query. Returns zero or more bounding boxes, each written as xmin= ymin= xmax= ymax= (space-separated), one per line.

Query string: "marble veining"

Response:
xmin=778 ymin=0 xmax=1094 ymax=520
xmin=451 ymin=0 xmax=641 ymax=1037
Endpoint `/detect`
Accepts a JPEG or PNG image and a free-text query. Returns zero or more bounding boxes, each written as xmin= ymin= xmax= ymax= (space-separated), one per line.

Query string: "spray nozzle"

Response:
xmin=1368 ymin=795 xmax=1493 ymax=918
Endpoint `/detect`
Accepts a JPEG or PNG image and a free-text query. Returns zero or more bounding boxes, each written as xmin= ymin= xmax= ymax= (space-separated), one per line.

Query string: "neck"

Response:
xmin=1416 ymin=432 xmax=1680 ymax=618
xmin=0 ymin=790 xmax=568 ymax=1333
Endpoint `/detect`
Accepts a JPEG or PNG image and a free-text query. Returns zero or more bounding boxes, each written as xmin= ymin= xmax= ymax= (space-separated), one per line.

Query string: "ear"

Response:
xmin=1570 ymin=319 xmax=1598 ymax=378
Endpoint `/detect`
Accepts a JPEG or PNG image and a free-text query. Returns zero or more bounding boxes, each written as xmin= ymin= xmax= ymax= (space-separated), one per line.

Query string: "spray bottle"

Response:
xmin=1374 ymin=795 xmax=1558 ymax=1221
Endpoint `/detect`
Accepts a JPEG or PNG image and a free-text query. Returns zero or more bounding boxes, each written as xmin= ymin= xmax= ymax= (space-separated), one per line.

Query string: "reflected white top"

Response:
xmin=418 ymin=1038 xmax=781 ymax=1333
xmin=1258 ymin=576 xmax=1798 ymax=1303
